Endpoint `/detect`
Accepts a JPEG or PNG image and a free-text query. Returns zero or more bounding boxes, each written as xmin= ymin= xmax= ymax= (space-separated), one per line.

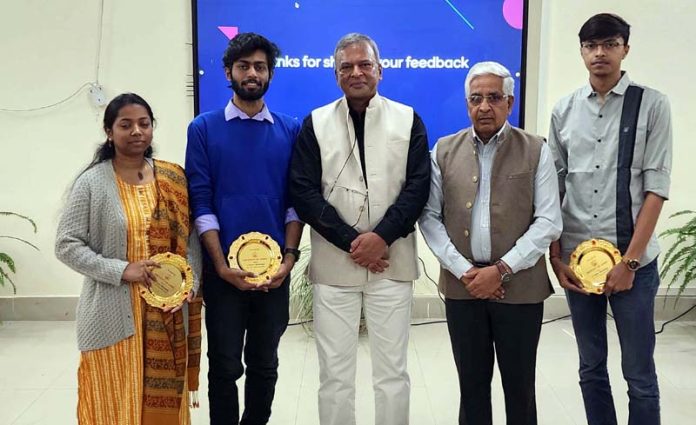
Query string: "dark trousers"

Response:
xmin=203 ymin=265 xmax=289 ymax=425
xmin=445 ymin=299 xmax=544 ymax=425
xmin=566 ymin=259 xmax=660 ymax=425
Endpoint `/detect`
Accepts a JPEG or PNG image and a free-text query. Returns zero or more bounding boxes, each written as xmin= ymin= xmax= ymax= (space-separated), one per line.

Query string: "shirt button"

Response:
xmin=464 ymin=229 xmax=470 ymax=237
xmin=359 ymin=176 xmax=364 ymax=182
xmin=594 ymin=189 xmax=598 ymax=193
xmin=597 ymin=139 xmax=602 ymax=143
xmin=472 ymin=176 xmax=478 ymax=183
xmin=359 ymin=206 xmax=364 ymax=212
xmin=595 ymin=165 xmax=600 ymax=169
xmin=593 ymin=214 xmax=598 ymax=218
xmin=465 ymin=202 xmax=473 ymax=209
xmin=599 ymin=114 xmax=603 ymax=118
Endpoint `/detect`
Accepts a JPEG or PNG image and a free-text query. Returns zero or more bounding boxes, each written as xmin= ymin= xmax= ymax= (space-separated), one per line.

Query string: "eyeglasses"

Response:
xmin=581 ymin=40 xmax=624 ymax=52
xmin=467 ymin=93 xmax=508 ymax=106
xmin=338 ymin=61 xmax=375 ymax=76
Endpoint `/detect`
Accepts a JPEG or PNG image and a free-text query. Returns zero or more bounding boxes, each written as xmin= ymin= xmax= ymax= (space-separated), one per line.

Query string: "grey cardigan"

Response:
xmin=55 ymin=160 xmax=201 ymax=351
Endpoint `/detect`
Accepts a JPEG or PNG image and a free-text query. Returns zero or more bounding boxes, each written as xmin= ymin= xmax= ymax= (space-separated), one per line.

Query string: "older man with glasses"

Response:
xmin=289 ymin=33 xmax=430 ymax=425
xmin=419 ymin=60 xmax=562 ymax=425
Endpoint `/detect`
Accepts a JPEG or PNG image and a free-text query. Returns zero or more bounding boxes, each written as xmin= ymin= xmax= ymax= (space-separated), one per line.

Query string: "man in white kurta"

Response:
xmin=289 ymin=33 xmax=431 ymax=425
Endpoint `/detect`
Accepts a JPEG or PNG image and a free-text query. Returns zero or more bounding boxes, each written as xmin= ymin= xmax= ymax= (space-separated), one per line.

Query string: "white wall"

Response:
xmin=534 ymin=0 xmax=694 ymax=293
xmin=536 ymin=0 xmax=693 ymax=219
xmin=0 ymin=0 xmax=194 ymax=296
xmin=1 ymin=0 xmax=693 ymax=298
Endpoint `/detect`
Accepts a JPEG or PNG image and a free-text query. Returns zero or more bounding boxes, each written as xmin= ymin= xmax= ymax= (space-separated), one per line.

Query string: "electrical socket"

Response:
xmin=88 ymin=84 xmax=107 ymax=107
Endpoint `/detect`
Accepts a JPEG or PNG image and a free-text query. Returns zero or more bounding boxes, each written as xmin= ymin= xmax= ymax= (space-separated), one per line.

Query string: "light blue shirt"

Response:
xmin=224 ymin=99 xmax=274 ymax=123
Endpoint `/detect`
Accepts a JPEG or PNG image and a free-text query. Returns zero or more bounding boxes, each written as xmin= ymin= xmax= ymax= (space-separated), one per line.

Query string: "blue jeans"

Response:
xmin=566 ymin=259 xmax=660 ymax=425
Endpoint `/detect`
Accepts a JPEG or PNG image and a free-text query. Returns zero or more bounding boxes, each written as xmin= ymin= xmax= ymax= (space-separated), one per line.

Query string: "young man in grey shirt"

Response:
xmin=548 ymin=13 xmax=672 ymax=425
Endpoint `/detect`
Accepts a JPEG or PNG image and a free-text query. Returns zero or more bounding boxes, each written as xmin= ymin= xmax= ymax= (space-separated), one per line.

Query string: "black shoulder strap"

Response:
xmin=616 ymin=85 xmax=644 ymax=253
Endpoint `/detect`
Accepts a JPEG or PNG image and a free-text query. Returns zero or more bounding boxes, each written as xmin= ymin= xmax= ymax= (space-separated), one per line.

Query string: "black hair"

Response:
xmin=222 ymin=32 xmax=281 ymax=75
xmin=86 ymin=93 xmax=155 ymax=170
xmin=579 ymin=13 xmax=630 ymax=44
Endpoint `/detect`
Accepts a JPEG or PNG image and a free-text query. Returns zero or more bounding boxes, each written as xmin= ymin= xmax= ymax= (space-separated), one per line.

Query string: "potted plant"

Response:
xmin=659 ymin=210 xmax=696 ymax=303
xmin=0 ymin=211 xmax=38 ymax=294
xmin=290 ymin=245 xmax=314 ymax=334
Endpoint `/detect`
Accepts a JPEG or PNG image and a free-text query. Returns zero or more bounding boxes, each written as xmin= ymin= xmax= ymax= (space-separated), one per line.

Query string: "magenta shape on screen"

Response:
xmin=218 ymin=26 xmax=239 ymax=40
xmin=503 ymin=0 xmax=523 ymax=30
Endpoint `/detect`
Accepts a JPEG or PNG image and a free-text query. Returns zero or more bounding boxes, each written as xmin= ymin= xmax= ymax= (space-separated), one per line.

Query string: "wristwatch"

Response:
xmin=495 ymin=260 xmax=512 ymax=283
xmin=622 ymin=257 xmax=640 ymax=272
xmin=284 ymin=247 xmax=301 ymax=261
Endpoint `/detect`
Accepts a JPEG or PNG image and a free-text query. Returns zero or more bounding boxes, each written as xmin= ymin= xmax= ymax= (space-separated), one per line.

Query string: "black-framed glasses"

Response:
xmin=581 ymin=40 xmax=624 ymax=52
xmin=467 ymin=93 xmax=508 ymax=106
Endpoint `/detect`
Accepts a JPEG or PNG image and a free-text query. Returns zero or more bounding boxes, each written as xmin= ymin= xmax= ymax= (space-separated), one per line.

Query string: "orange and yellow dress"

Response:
xmin=77 ymin=177 xmax=189 ymax=425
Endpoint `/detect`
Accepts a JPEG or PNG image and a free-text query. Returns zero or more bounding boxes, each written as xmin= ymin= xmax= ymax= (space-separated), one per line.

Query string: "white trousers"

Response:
xmin=313 ymin=279 xmax=413 ymax=425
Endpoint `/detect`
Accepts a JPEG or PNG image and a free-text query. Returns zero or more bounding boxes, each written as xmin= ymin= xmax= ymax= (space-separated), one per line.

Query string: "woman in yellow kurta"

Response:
xmin=56 ymin=93 xmax=202 ymax=425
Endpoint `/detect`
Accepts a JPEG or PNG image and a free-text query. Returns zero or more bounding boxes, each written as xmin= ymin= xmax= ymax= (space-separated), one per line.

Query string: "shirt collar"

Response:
xmin=472 ymin=121 xmax=508 ymax=146
xmin=224 ymin=100 xmax=274 ymax=123
xmin=582 ymin=71 xmax=631 ymax=98
xmin=339 ymin=92 xmax=381 ymax=115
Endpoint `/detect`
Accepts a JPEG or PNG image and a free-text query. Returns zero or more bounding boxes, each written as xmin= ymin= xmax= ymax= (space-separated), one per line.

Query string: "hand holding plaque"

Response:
xmin=569 ymin=239 xmax=622 ymax=295
xmin=228 ymin=232 xmax=282 ymax=285
xmin=139 ymin=253 xmax=194 ymax=309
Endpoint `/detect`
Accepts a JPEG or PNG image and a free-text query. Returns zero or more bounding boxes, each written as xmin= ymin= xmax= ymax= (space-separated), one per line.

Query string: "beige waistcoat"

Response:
xmin=435 ymin=125 xmax=553 ymax=303
xmin=308 ymin=94 xmax=419 ymax=285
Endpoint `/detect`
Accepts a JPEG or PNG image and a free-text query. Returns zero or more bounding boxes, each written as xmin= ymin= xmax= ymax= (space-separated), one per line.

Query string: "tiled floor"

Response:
xmin=1 ymin=318 xmax=695 ymax=424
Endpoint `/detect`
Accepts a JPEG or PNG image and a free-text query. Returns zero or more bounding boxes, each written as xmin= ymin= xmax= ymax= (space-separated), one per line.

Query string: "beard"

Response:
xmin=231 ymin=78 xmax=270 ymax=101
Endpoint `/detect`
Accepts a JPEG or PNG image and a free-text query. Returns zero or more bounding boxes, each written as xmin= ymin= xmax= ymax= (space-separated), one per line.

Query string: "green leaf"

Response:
xmin=661 ymin=237 xmax=688 ymax=280
xmin=0 ymin=212 xmax=38 ymax=295
xmin=661 ymin=234 xmax=685 ymax=265
xmin=289 ymin=245 xmax=314 ymax=334
xmin=0 ymin=253 xmax=16 ymax=273
xmin=668 ymin=210 xmax=696 ymax=219
xmin=0 ymin=236 xmax=39 ymax=251
xmin=0 ymin=268 xmax=17 ymax=294
xmin=674 ymin=248 xmax=696 ymax=292
xmin=660 ymin=208 xmax=696 ymax=305
xmin=666 ymin=249 xmax=693 ymax=293
xmin=0 ymin=211 xmax=37 ymax=233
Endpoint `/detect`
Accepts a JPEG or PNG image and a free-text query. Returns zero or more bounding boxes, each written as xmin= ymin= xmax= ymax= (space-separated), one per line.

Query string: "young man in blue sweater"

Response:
xmin=185 ymin=33 xmax=302 ymax=425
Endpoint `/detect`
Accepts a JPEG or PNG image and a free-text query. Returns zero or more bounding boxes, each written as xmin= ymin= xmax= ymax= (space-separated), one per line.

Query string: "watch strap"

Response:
xmin=284 ymin=247 xmax=301 ymax=261
xmin=622 ymin=257 xmax=640 ymax=271
xmin=494 ymin=260 xmax=512 ymax=282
